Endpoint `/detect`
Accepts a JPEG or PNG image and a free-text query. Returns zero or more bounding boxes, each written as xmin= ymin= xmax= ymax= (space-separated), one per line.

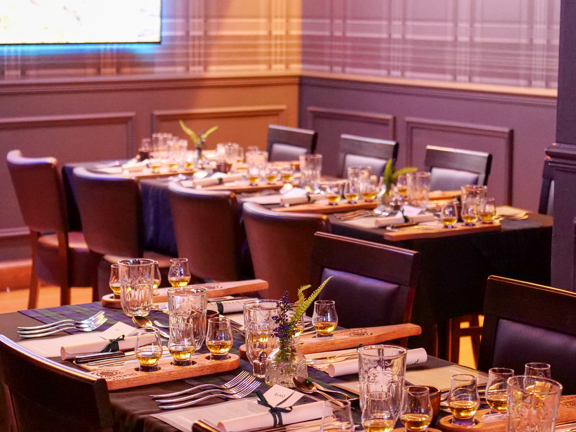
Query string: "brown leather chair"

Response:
xmin=0 ymin=334 xmax=114 ymax=432
xmin=266 ymin=125 xmax=318 ymax=162
xmin=338 ymin=134 xmax=398 ymax=178
xmin=479 ymin=276 xmax=576 ymax=394
xmin=72 ymin=167 xmax=172 ymax=297
xmin=538 ymin=158 xmax=554 ymax=215
xmin=424 ymin=146 xmax=492 ymax=191
xmin=243 ymin=202 xmax=331 ymax=301
xmin=168 ymin=182 xmax=249 ymax=282
xmin=310 ymin=232 xmax=420 ymax=345
xmin=6 ymin=150 xmax=99 ymax=308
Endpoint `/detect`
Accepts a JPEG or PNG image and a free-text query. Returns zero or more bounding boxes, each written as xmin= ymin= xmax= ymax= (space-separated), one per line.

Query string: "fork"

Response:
xmin=150 ymin=371 xmax=251 ymax=399
xmin=17 ymin=310 xmax=105 ymax=331
xmin=157 ymin=375 xmax=257 ymax=404
xmin=158 ymin=380 xmax=260 ymax=410
xmin=18 ymin=315 xmax=107 ymax=335
xmin=18 ymin=316 xmax=107 ymax=338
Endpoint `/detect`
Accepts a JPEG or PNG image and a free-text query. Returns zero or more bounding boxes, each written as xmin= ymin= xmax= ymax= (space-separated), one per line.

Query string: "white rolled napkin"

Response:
xmin=121 ymin=160 xmax=147 ymax=173
xmin=407 ymin=213 xmax=436 ymax=224
xmin=374 ymin=212 xmax=406 ymax=227
xmin=60 ymin=333 xmax=154 ymax=360
xmin=279 ymin=188 xmax=324 ymax=206
xmin=217 ymin=401 xmax=325 ymax=432
xmin=207 ymin=298 xmax=256 ymax=314
xmin=193 ymin=173 xmax=244 ymax=187
xmin=327 ymin=348 xmax=427 ymax=377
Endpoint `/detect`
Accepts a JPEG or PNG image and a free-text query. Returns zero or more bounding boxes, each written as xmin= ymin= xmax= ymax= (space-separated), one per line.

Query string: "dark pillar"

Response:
xmin=547 ymin=0 xmax=576 ymax=290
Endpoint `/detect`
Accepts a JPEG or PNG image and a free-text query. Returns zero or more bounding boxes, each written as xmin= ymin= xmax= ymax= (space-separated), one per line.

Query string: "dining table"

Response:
xmin=0 ymin=303 xmax=458 ymax=432
xmin=61 ymin=162 xmax=553 ymax=358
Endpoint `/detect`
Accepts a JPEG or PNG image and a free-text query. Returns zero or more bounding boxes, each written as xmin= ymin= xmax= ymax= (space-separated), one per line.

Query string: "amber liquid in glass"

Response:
xmin=400 ymin=414 xmax=432 ymax=431
xmin=265 ymin=174 xmax=278 ymax=183
xmin=152 ymin=279 xmax=161 ymax=290
xmin=448 ymin=400 xmax=479 ymax=419
xmin=168 ymin=277 xmax=191 ymax=287
xmin=486 ymin=394 xmax=507 ymax=413
xmin=109 ymin=283 xmax=122 ymax=296
xmin=327 ymin=194 xmax=340 ymax=205
xmin=248 ymin=175 xmax=261 ymax=185
xmin=480 ymin=212 xmax=496 ymax=223
xmin=168 ymin=163 xmax=179 ymax=172
xmin=362 ymin=192 xmax=377 ymax=202
xmin=207 ymin=340 xmax=233 ymax=354
xmin=442 ymin=217 xmax=458 ymax=227
xmin=149 ymin=163 xmax=161 ymax=173
xmin=293 ymin=322 xmax=306 ymax=338
xmin=344 ymin=193 xmax=359 ymax=203
xmin=362 ymin=419 xmax=395 ymax=432
xmin=281 ymin=173 xmax=294 ymax=182
xmin=314 ymin=321 xmax=337 ymax=335
xmin=169 ymin=345 xmax=195 ymax=362
xmin=462 ymin=215 xmax=477 ymax=224
xmin=136 ymin=351 xmax=162 ymax=366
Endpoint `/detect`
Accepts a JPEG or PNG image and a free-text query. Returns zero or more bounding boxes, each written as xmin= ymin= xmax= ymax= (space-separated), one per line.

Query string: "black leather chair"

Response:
xmin=479 ymin=276 xmax=576 ymax=394
xmin=310 ymin=232 xmax=420 ymax=345
xmin=243 ymin=202 xmax=331 ymax=301
xmin=338 ymin=134 xmax=398 ymax=178
xmin=266 ymin=125 xmax=317 ymax=162
xmin=424 ymin=146 xmax=492 ymax=190
xmin=72 ymin=167 xmax=172 ymax=297
xmin=7 ymin=150 xmax=99 ymax=307
xmin=538 ymin=158 xmax=554 ymax=215
xmin=168 ymin=182 xmax=250 ymax=282
xmin=0 ymin=335 xmax=114 ymax=432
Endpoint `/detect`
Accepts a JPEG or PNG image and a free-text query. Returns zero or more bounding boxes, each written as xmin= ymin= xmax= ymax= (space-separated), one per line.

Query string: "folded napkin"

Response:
xmin=193 ymin=173 xmax=244 ymax=187
xmin=207 ymin=298 xmax=256 ymax=314
xmin=374 ymin=212 xmax=406 ymax=227
xmin=241 ymin=194 xmax=283 ymax=205
xmin=217 ymin=401 xmax=325 ymax=432
xmin=279 ymin=188 xmax=324 ymax=206
xmin=407 ymin=213 xmax=436 ymax=224
xmin=60 ymin=333 xmax=154 ymax=360
xmin=324 ymin=348 xmax=427 ymax=377
xmin=121 ymin=160 xmax=148 ymax=173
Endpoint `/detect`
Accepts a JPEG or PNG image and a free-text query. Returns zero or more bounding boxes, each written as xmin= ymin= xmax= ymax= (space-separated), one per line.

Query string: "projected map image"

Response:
xmin=0 ymin=0 xmax=161 ymax=44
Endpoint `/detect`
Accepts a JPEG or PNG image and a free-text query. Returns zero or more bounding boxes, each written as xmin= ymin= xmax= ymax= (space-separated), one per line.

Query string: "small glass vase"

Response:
xmin=376 ymin=183 xmax=403 ymax=214
xmin=265 ymin=337 xmax=307 ymax=387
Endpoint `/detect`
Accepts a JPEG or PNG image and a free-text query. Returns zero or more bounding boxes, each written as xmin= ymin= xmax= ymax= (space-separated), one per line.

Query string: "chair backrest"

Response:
xmin=538 ymin=158 xmax=554 ymax=215
xmin=0 ymin=335 xmax=114 ymax=432
xmin=266 ymin=125 xmax=318 ymax=162
xmin=168 ymin=183 xmax=243 ymax=281
xmin=72 ymin=167 xmax=144 ymax=257
xmin=310 ymin=232 xmax=420 ymax=329
xmin=6 ymin=150 xmax=68 ymax=233
xmin=338 ymin=134 xmax=398 ymax=178
xmin=479 ymin=276 xmax=576 ymax=394
xmin=243 ymin=203 xmax=331 ymax=301
xmin=424 ymin=146 xmax=492 ymax=191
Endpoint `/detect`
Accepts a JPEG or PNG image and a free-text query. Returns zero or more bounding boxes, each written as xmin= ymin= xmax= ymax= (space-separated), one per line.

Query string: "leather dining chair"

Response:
xmin=338 ymin=134 xmax=399 ymax=178
xmin=71 ymin=167 xmax=172 ymax=297
xmin=424 ymin=145 xmax=492 ymax=191
xmin=6 ymin=150 xmax=99 ymax=308
xmin=266 ymin=125 xmax=318 ymax=162
xmin=478 ymin=276 xmax=576 ymax=394
xmin=310 ymin=232 xmax=420 ymax=346
xmin=168 ymin=182 xmax=250 ymax=282
xmin=243 ymin=202 xmax=331 ymax=301
xmin=0 ymin=335 xmax=114 ymax=432
xmin=538 ymin=158 xmax=554 ymax=215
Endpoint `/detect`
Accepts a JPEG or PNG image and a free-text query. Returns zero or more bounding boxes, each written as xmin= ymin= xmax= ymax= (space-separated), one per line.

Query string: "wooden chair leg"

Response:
xmin=448 ymin=317 xmax=462 ymax=363
xmin=57 ymin=232 xmax=71 ymax=306
xmin=469 ymin=315 xmax=482 ymax=366
xmin=28 ymin=232 xmax=40 ymax=310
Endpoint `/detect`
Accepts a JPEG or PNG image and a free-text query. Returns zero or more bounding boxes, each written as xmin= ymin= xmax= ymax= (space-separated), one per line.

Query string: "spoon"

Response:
xmin=292 ymin=377 xmax=345 ymax=406
xmin=132 ymin=316 xmax=169 ymax=339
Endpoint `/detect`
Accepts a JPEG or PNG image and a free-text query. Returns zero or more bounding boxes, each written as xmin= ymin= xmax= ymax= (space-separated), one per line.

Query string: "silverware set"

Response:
xmin=17 ymin=311 xmax=107 ymax=338
xmin=151 ymin=371 xmax=260 ymax=410
xmin=334 ymin=209 xmax=379 ymax=221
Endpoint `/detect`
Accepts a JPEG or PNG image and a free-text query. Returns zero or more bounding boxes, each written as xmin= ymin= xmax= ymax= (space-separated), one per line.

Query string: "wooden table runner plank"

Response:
xmin=102 ymin=279 xmax=268 ymax=308
xmin=200 ymin=181 xmax=284 ymax=193
xmin=383 ymin=222 xmax=501 ymax=241
xmin=273 ymin=200 xmax=377 ymax=214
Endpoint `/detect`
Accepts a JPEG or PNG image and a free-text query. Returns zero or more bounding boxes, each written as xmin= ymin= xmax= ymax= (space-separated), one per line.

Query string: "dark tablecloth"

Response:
xmin=1 ymin=307 xmax=453 ymax=432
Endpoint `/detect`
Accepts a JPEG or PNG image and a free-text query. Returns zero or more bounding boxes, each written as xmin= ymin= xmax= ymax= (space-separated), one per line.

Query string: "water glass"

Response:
xmin=446 ymin=374 xmax=480 ymax=426
xmin=206 ymin=317 xmax=233 ymax=360
xmin=300 ymin=154 xmax=323 ymax=192
xmin=486 ymin=367 xmax=514 ymax=414
xmin=168 ymin=286 xmax=208 ymax=350
xmin=461 ymin=185 xmax=487 ymax=202
xmin=118 ymin=258 xmax=155 ymax=317
xmin=507 ymin=376 xmax=562 ymax=432
xmin=479 ymin=197 xmax=497 ymax=224
xmin=246 ymin=151 xmax=268 ymax=186
xmin=168 ymin=319 xmax=196 ymax=366
xmin=525 ymin=362 xmax=552 ymax=378
xmin=401 ymin=386 xmax=433 ymax=432
xmin=321 ymin=400 xmax=355 ymax=432
xmin=135 ymin=327 xmax=163 ymax=372
xmin=461 ymin=198 xmax=479 ymax=226
xmin=312 ymin=300 xmax=338 ymax=339
xmin=243 ymin=299 xmax=279 ymax=378
xmin=109 ymin=264 xmax=121 ymax=298
xmin=358 ymin=345 xmax=407 ymax=410
xmin=362 ymin=391 xmax=401 ymax=432
xmin=406 ymin=171 xmax=431 ymax=210
xmin=440 ymin=200 xmax=459 ymax=228
xmin=168 ymin=258 xmax=191 ymax=287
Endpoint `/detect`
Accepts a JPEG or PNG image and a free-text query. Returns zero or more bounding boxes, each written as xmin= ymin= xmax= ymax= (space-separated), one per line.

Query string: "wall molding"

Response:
xmin=0 ymin=227 xmax=29 ymax=241
xmin=152 ymin=105 xmax=288 ymax=131
xmin=307 ymin=107 xmax=396 ymax=140
xmin=405 ymin=117 xmax=514 ymax=203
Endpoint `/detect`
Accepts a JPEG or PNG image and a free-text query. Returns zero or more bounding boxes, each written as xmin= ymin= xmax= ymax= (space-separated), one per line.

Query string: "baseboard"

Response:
xmin=0 ymin=259 xmax=31 ymax=291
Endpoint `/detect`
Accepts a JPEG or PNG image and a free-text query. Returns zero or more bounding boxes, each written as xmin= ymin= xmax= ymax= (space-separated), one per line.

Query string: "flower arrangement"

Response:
xmin=382 ymin=158 xmax=417 ymax=191
xmin=179 ymin=120 xmax=218 ymax=149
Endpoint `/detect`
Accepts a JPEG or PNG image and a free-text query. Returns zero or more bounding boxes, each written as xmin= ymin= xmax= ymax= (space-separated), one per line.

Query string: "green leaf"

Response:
xmin=383 ymin=159 xmax=393 ymax=183
xmin=391 ymin=166 xmax=417 ymax=181
xmin=179 ymin=120 xmax=199 ymax=144
xmin=289 ymin=276 xmax=332 ymax=326
xmin=200 ymin=125 xmax=219 ymax=141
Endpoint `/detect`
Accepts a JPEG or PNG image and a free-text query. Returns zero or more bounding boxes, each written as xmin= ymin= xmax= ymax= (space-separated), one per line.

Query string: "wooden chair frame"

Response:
xmin=337 ymin=134 xmax=398 ymax=178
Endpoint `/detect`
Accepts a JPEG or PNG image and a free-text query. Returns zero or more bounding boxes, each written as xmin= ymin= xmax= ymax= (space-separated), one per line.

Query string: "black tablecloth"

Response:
xmin=0 ymin=307 xmax=453 ymax=432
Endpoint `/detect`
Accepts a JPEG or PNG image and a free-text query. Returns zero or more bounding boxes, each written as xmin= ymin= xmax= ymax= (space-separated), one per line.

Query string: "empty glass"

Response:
xmin=135 ymin=327 xmax=163 ymax=372
xmin=300 ymin=154 xmax=323 ymax=192
xmin=243 ymin=299 xmax=279 ymax=378
xmin=312 ymin=300 xmax=338 ymax=339
xmin=486 ymin=367 xmax=514 ymax=414
xmin=109 ymin=264 xmax=121 ymax=298
xmin=440 ymin=200 xmax=459 ymax=228
xmin=168 ymin=258 xmax=191 ymax=287
xmin=246 ymin=151 xmax=268 ymax=186
xmin=401 ymin=386 xmax=433 ymax=432
xmin=321 ymin=400 xmax=355 ymax=432
xmin=168 ymin=286 xmax=207 ymax=350
xmin=461 ymin=185 xmax=487 ymax=202
xmin=525 ymin=362 xmax=552 ymax=378
xmin=406 ymin=171 xmax=431 ymax=210
xmin=206 ymin=316 xmax=233 ymax=360
xmin=447 ymin=374 xmax=480 ymax=426
xmin=118 ymin=258 xmax=155 ymax=317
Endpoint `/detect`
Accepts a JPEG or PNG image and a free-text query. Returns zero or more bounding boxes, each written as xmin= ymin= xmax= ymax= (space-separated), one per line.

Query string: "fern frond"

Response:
xmin=294 ymin=284 xmax=311 ymax=308
xmin=289 ymin=276 xmax=332 ymax=326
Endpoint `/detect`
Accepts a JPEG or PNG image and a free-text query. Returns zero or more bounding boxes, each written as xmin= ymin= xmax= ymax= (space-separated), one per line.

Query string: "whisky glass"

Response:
xmin=324 ymin=182 xmax=343 ymax=206
xmin=486 ymin=367 xmax=514 ymax=414
xmin=135 ymin=327 xmax=163 ymax=372
xmin=401 ymin=386 xmax=433 ymax=432
xmin=461 ymin=198 xmax=479 ymax=226
xmin=168 ymin=319 xmax=195 ymax=366
xmin=168 ymin=258 xmax=191 ymax=287
xmin=109 ymin=264 xmax=121 ymax=299
xmin=321 ymin=400 xmax=354 ymax=432
xmin=440 ymin=200 xmax=459 ymax=229
xmin=152 ymin=260 xmax=161 ymax=296
xmin=447 ymin=374 xmax=480 ymax=426
xmin=206 ymin=316 xmax=233 ymax=360
xmin=362 ymin=391 xmax=400 ymax=432
xmin=312 ymin=300 xmax=338 ymax=339
xmin=524 ymin=362 xmax=552 ymax=378
xmin=479 ymin=197 xmax=497 ymax=224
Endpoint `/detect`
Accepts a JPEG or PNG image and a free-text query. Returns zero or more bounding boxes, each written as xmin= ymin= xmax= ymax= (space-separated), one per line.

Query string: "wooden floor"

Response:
xmin=0 ymin=285 xmax=478 ymax=368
